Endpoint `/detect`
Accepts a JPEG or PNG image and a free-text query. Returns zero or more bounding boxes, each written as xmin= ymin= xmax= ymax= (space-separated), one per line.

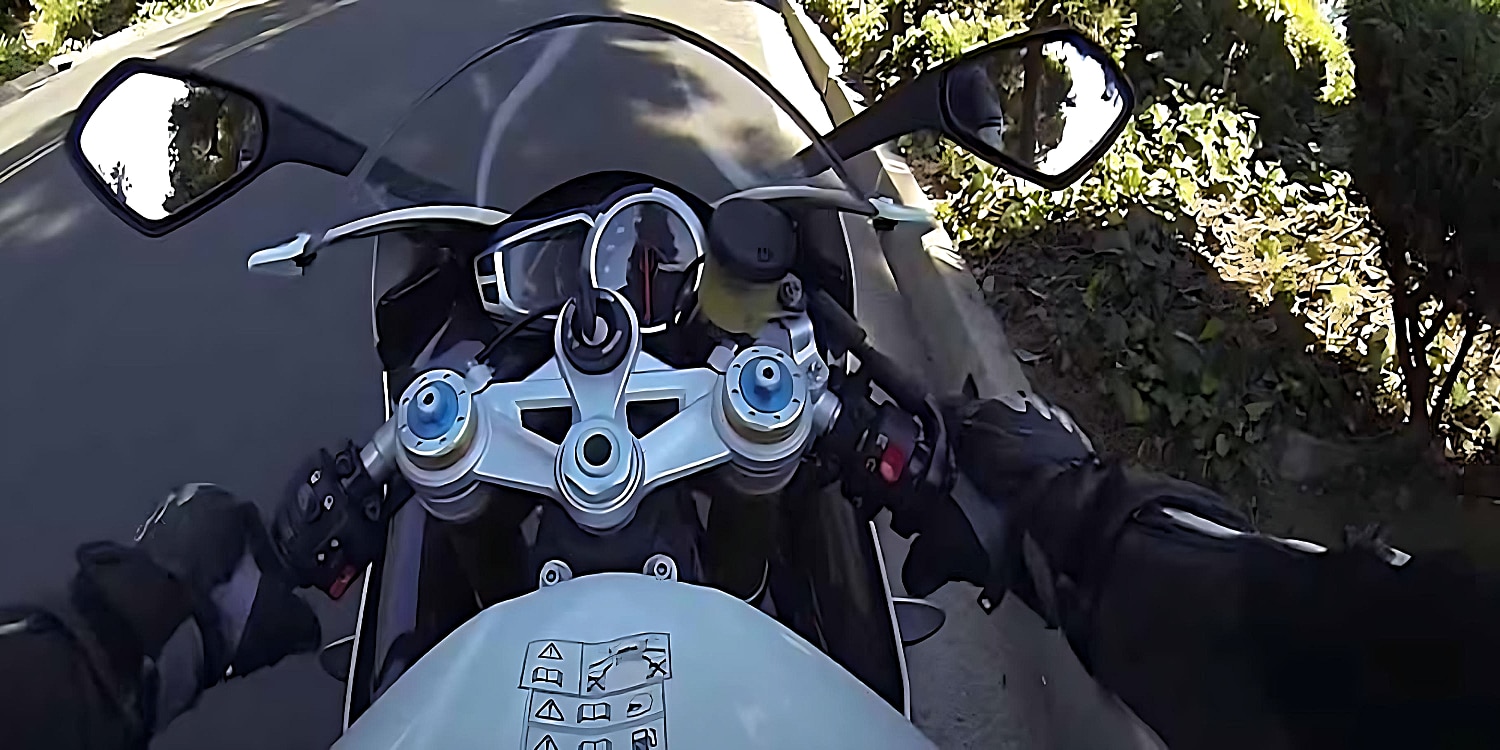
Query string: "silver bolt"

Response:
xmin=323 ymin=495 xmax=334 ymax=511
xmin=329 ymin=538 xmax=340 ymax=549
xmin=316 ymin=552 xmax=326 ymax=563
xmin=778 ymin=277 xmax=805 ymax=310
xmin=309 ymin=469 xmax=321 ymax=484
xmin=808 ymin=360 xmax=827 ymax=386
xmin=225 ymin=665 xmax=234 ymax=678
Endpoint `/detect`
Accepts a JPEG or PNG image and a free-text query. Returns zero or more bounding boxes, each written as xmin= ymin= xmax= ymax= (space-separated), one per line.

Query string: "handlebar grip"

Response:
xmin=806 ymin=289 xmax=929 ymax=415
xmin=851 ymin=344 xmax=930 ymax=417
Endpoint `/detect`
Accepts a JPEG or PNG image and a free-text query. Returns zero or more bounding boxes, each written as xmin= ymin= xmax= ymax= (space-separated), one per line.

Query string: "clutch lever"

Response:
xmin=247 ymin=205 xmax=513 ymax=276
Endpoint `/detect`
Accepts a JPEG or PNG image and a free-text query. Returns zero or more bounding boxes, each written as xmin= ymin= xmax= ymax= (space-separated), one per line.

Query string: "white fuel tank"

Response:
xmin=336 ymin=573 xmax=934 ymax=749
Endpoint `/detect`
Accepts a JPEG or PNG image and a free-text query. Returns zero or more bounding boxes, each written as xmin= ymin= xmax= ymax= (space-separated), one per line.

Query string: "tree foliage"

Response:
xmin=31 ymin=0 xmax=134 ymax=48
xmin=1337 ymin=0 xmax=1500 ymax=438
xmin=1 ymin=0 xmax=32 ymax=35
xmin=164 ymin=85 xmax=260 ymax=213
xmin=807 ymin=0 xmax=1499 ymax=466
xmin=2 ymin=0 xmax=211 ymax=81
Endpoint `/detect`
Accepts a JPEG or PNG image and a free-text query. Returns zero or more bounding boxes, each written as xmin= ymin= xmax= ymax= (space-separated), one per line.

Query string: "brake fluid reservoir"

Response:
xmin=714 ymin=346 xmax=811 ymax=494
xmin=700 ymin=199 xmax=796 ymax=334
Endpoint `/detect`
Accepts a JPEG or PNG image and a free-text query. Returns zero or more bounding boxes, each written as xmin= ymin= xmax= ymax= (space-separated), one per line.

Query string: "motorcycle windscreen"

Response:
xmin=354 ymin=17 xmax=858 ymax=368
xmin=349 ymin=17 xmax=855 ymax=216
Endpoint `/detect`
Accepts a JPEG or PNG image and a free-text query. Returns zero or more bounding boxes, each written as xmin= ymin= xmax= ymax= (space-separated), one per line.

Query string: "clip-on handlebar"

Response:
xmin=806 ymin=290 xmax=953 ymax=528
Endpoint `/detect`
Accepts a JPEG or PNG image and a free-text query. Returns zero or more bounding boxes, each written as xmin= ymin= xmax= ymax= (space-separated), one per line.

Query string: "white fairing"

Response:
xmin=337 ymin=573 xmax=934 ymax=749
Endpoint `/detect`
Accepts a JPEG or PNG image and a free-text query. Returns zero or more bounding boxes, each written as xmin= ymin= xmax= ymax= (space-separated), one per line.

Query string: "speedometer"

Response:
xmin=589 ymin=188 xmax=704 ymax=332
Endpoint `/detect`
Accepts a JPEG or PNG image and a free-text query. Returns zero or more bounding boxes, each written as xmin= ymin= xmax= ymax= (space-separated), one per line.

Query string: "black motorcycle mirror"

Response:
xmin=66 ymin=58 xmax=367 ymax=237
xmin=809 ymin=26 xmax=1134 ymax=190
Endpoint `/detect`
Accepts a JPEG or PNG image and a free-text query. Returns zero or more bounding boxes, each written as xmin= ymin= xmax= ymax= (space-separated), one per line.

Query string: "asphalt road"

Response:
xmin=0 ymin=1 xmax=1154 ymax=747
xmin=0 ymin=1 xmax=654 ymax=746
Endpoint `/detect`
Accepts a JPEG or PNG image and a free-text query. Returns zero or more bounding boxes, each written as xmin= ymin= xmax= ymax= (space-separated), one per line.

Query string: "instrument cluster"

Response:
xmin=474 ymin=186 xmax=704 ymax=333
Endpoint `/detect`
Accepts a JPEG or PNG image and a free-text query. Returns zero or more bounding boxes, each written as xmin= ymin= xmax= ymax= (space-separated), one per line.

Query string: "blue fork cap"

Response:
xmin=739 ymin=356 xmax=793 ymax=413
xmin=407 ymin=381 xmax=459 ymax=439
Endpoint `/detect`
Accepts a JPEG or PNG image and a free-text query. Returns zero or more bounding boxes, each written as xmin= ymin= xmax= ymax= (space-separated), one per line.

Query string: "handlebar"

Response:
xmin=276 ymin=290 xmax=955 ymax=597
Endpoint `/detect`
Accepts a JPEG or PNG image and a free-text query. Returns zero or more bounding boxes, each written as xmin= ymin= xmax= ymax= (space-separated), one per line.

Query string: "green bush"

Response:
xmin=132 ymin=0 xmax=216 ymax=24
xmin=1 ymin=0 xmax=207 ymax=82
xmin=991 ymin=208 xmax=1397 ymax=487
xmin=0 ymin=32 xmax=45 ymax=79
xmin=807 ymin=0 xmax=1499 ymax=465
xmin=31 ymin=0 xmax=136 ymax=48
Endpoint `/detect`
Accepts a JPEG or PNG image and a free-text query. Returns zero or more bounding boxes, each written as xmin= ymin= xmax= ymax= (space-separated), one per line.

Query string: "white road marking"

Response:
xmin=197 ymin=0 xmax=364 ymax=69
xmin=475 ymin=25 xmax=579 ymax=208
xmin=0 ymin=141 xmax=60 ymax=187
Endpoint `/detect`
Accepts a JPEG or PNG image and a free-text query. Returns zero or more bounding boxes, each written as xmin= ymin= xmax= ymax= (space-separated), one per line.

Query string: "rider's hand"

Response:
xmin=136 ymin=484 xmax=320 ymax=675
xmin=902 ymin=392 xmax=1249 ymax=623
xmin=77 ymin=484 xmax=319 ymax=726
xmin=899 ymin=393 xmax=1097 ymax=601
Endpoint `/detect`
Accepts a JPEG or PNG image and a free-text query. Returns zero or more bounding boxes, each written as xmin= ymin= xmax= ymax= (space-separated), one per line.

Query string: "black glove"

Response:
xmin=76 ymin=484 xmax=320 ymax=729
xmin=902 ymin=392 xmax=1248 ymax=625
xmin=900 ymin=393 xmax=1098 ymax=604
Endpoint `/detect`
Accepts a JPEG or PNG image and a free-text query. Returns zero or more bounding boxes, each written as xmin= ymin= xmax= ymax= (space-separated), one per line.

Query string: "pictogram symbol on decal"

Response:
xmin=578 ymin=702 xmax=610 ymax=722
xmin=625 ymin=692 xmax=652 ymax=717
xmin=631 ymin=727 xmax=658 ymax=749
xmin=644 ymin=654 xmax=667 ymax=678
xmin=520 ymin=635 xmax=670 ymax=749
xmin=534 ymin=699 xmax=564 ymax=722
xmin=532 ymin=667 xmax=563 ymax=687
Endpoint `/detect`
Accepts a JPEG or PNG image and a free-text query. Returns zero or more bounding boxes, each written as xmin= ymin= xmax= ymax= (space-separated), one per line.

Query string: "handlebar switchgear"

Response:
xmin=823 ymin=391 xmax=953 ymax=534
xmin=272 ymin=443 xmax=386 ymax=598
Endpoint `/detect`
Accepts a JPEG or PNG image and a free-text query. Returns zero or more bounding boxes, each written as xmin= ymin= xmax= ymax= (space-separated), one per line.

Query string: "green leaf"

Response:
xmin=1215 ymin=433 xmax=1230 ymax=457
xmin=1167 ymin=393 xmax=1190 ymax=426
xmin=1118 ymin=386 xmax=1150 ymax=425
xmin=1084 ymin=268 xmax=1108 ymax=312
xmin=1244 ymin=401 xmax=1274 ymax=421
xmin=1451 ymin=380 xmax=1471 ymax=409
xmin=1198 ymin=317 xmax=1226 ymax=342
xmin=1201 ymin=371 xmax=1222 ymax=396
xmin=1328 ymin=284 xmax=1353 ymax=308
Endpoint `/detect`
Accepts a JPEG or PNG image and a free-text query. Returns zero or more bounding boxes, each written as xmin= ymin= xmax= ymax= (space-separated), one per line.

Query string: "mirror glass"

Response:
xmin=945 ymin=36 xmax=1128 ymax=177
xmin=77 ymin=72 xmax=264 ymax=221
